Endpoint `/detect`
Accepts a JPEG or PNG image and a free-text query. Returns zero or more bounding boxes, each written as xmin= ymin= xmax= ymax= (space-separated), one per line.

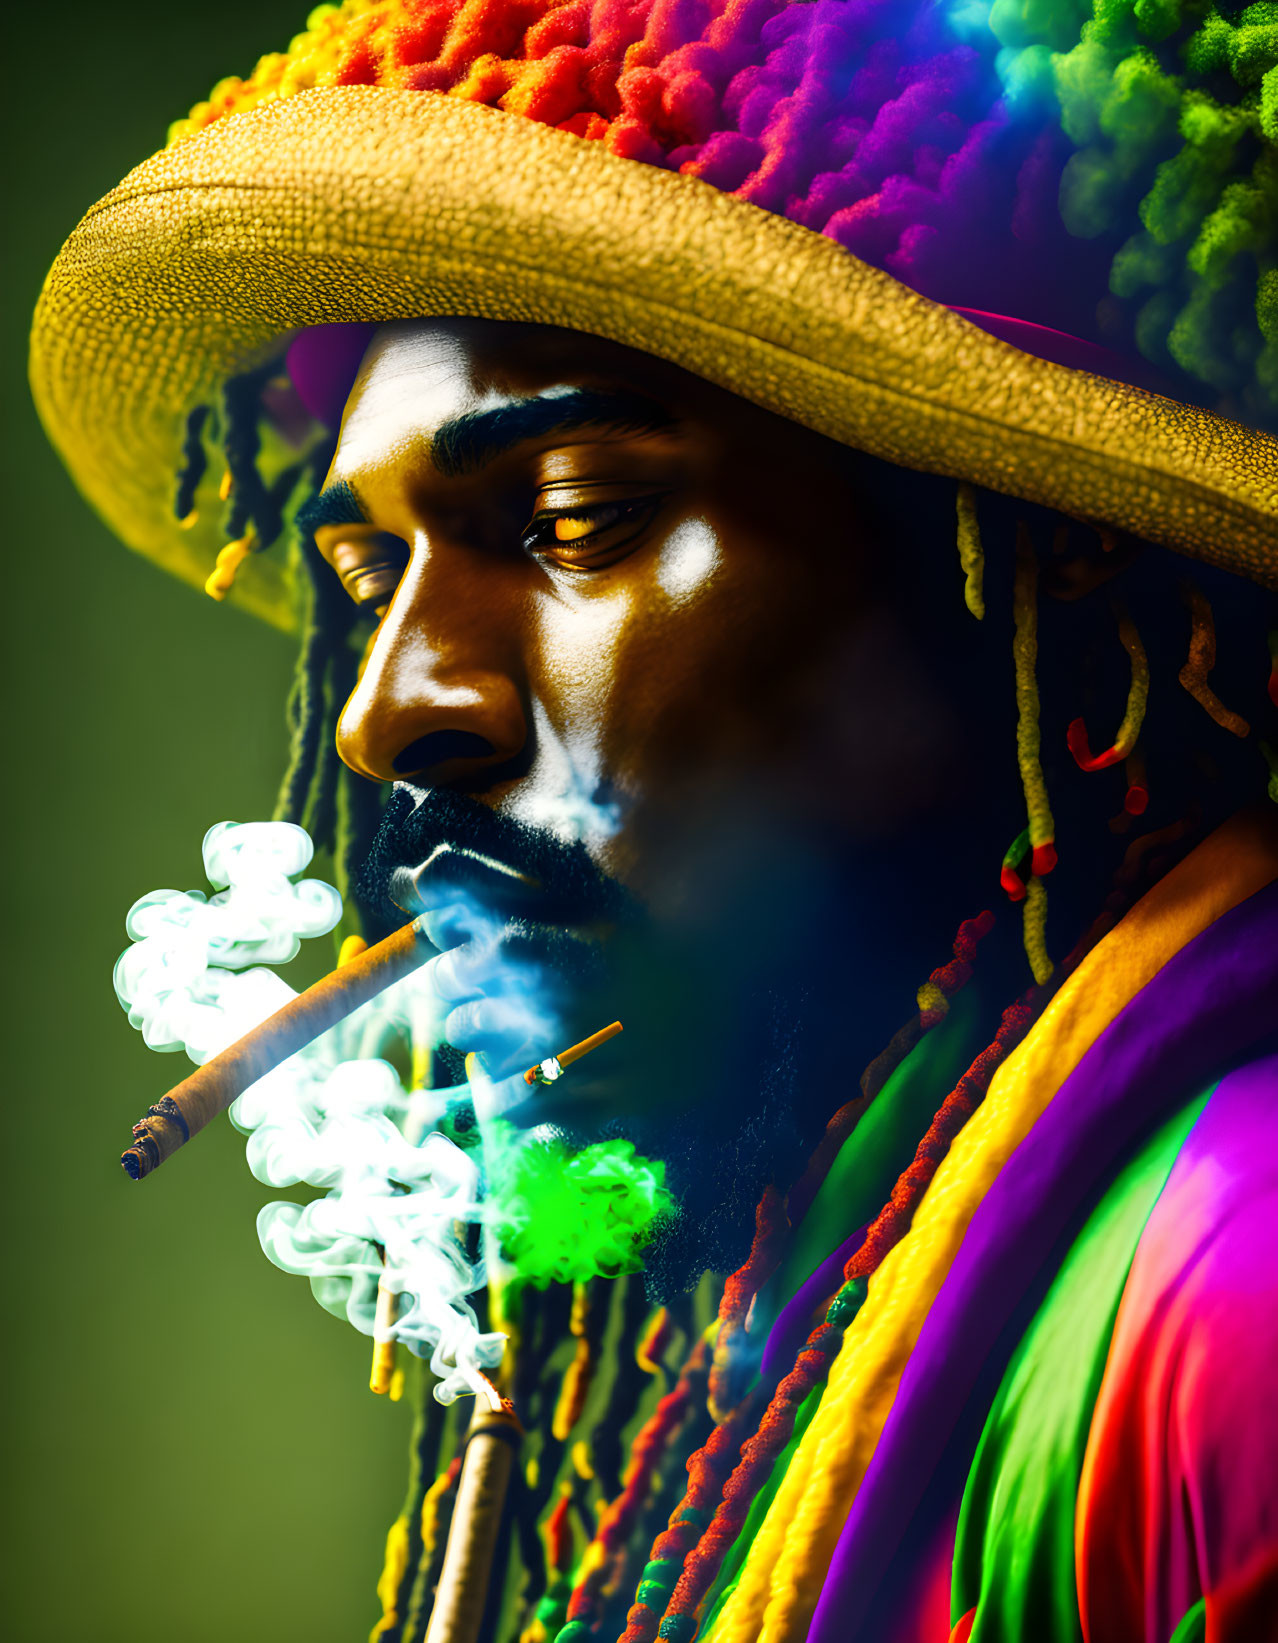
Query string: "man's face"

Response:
xmin=313 ymin=319 xmax=966 ymax=1278
xmin=320 ymin=319 xmax=942 ymax=870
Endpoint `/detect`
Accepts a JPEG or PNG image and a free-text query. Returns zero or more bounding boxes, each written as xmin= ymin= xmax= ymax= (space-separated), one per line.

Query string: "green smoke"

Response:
xmin=485 ymin=1122 xmax=676 ymax=1287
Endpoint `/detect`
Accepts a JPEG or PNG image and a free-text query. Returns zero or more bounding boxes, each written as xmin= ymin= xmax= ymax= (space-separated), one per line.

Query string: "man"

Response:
xmin=31 ymin=3 xmax=1278 ymax=1642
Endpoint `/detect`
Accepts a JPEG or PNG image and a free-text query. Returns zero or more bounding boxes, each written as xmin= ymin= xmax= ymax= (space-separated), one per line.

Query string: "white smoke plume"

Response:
xmin=113 ymin=820 xmax=506 ymax=1404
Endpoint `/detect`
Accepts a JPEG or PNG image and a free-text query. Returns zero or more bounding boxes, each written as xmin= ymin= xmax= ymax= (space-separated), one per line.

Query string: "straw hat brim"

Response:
xmin=30 ymin=86 xmax=1278 ymax=629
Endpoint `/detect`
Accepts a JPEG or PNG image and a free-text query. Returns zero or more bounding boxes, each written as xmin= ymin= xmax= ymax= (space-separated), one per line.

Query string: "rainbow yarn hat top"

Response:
xmin=31 ymin=0 xmax=1278 ymax=625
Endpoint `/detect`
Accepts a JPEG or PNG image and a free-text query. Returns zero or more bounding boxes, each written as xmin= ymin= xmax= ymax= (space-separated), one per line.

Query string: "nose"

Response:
xmin=336 ymin=538 xmax=529 ymax=789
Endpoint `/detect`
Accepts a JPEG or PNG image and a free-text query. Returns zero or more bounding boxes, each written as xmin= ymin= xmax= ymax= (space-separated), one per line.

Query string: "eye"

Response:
xmin=521 ymin=494 xmax=665 ymax=569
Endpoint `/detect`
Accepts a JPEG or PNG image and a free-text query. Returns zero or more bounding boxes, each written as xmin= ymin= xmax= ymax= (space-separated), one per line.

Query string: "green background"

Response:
xmin=3 ymin=6 xmax=411 ymax=1638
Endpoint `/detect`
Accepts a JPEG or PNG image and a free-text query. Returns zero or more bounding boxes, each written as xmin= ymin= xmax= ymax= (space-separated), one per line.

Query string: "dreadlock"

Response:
xmin=1179 ymin=580 xmax=1253 ymax=738
xmin=221 ymin=359 xmax=289 ymax=544
xmin=174 ymin=405 xmax=209 ymax=525
xmin=174 ymin=354 xmax=387 ymax=904
xmin=273 ymin=532 xmax=365 ymax=857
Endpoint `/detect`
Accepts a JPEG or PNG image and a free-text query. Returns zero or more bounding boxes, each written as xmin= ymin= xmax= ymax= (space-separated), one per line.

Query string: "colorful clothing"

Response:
xmin=711 ymin=815 xmax=1278 ymax=1643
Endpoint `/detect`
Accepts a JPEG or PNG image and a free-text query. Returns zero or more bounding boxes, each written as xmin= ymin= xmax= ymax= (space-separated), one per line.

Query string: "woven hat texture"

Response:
xmin=30 ymin=0 xmax=1278 ymax=624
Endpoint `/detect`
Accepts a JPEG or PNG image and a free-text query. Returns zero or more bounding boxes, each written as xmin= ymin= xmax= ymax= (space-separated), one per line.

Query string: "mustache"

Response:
xmin=354 ymin=783 xmax=635 ymax=938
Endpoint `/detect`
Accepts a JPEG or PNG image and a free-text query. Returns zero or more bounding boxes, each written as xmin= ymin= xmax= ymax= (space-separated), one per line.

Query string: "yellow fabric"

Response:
xmin=707 ymin=806 xmax=1278 ymax=1643
xmin=30 ymin=90 xmax=1278 ymax=631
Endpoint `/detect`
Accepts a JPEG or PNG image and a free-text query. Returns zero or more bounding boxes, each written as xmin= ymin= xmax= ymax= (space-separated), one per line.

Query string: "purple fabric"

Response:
xmin=949 ymin=309 xmax=1180 ymax=396
xmin=761 ymin=1227 xmax=866 ymax=1381
xmin=286 ymin=322 xmax=377 ymax=429
xmin=806 ymin=877 xmax=1278 ymax=1643
xmin=1074 ymin=1048 xmax=1278 ymax=1642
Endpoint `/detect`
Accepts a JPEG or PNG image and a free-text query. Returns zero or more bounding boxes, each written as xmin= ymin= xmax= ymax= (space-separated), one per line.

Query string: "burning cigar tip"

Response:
xmin=120 ymin=1096 xmax=195 ymax=1181
xmin=476 ymin=1372 xmax=516 ymax=1419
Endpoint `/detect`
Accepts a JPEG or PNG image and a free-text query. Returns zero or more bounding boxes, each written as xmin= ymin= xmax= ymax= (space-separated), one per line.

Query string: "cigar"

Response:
xmin=424 ymin=1401 xmax=522 ymax=1643
xmin=523 ymin=1020 xmax=624 ymax=1085
xmin=120 ymin=916 xmax=433 ymax=1180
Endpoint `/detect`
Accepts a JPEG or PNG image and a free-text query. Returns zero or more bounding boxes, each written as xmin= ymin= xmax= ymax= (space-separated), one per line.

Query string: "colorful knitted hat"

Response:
xmin=30 ymin=0 xmax=1278 ymax=626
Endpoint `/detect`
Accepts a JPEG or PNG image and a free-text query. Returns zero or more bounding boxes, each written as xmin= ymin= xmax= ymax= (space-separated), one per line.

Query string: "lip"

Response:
xmin=389 ymin=841 xmax=547 ymax=919
xmin=363 ymin=784 xmax=634 ymax=932
xmin=361 ymin=791 xmax=637 ymax=1104
xmin=405 ymin=864 xmax=584 ymax=1081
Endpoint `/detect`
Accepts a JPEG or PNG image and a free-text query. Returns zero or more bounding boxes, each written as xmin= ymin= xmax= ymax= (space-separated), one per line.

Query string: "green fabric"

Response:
xmin=692 ymin=997 xmax=981 ymax=1638
xmin=766 ymin=989 xmax=984 ymax=1313
xmin=952 ymin=1086 xmax=1214 ymax=1641
xmin=1168 ymin=1597 xmax=1207 ymax=1643
xmin=697 ymin=1382 xmax=826 ymax=1635
xmin=693 ymin=996 xmax=981 ymax=1640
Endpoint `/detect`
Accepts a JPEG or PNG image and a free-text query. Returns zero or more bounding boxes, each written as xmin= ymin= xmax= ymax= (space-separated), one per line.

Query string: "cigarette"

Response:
xmin=523 ymin=1021 xmax=624 ymax=1086
xmin=370 ymin=1276 xmax=399 ymax=1396
xmin=120 ymin=916 xmax=433 ymax=1181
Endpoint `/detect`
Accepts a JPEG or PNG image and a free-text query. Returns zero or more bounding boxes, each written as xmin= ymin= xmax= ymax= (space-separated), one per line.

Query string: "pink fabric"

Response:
xmin=1076 ymin=1052 xmax=1278 ymax=1643
xmin=884 ymin=1507 xmax=958 ymax=1643
xmin=949 ymin=309 xmax=1176 ymax=396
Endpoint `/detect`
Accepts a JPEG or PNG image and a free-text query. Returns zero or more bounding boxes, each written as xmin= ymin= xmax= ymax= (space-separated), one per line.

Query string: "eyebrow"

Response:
xmin=296 ymin=388 xmax=675 ymax=538
xmin=295 ymin=478 xmax=367 ymax=538
xmin=430 ymin=388 xmax=673 ymax=478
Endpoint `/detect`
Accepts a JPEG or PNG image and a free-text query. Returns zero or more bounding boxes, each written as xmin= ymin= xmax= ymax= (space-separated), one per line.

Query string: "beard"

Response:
xmin=353 ymin=783 xmax=825 ymax=1297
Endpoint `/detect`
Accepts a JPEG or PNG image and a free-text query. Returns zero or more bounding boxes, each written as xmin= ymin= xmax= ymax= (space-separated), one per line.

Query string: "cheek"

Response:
xmin=531 ymin=585 xmax=638 ymax=735
xmin=528 ymin=520 xmax=848 ymax=792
